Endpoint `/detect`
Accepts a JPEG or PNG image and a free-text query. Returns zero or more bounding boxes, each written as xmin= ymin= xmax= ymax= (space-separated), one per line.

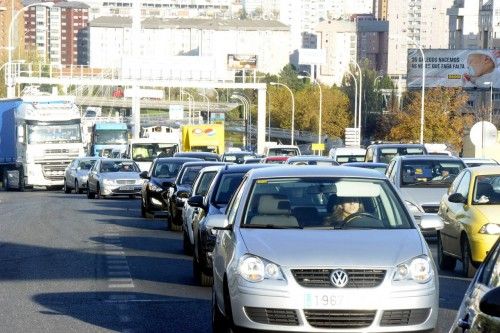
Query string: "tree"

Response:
xmin=388 ymin=87 xmax=474 ymax=150
xmin=278 ymin=64 xmax=304 ymax=91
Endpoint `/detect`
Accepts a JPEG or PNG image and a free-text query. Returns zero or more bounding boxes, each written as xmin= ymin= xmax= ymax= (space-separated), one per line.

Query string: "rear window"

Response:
xmin=336 ymin=155 xmax=365 ymax=164
xmin=153 ymin=161 xmax=183 ymax=178
xmin=400 ymin=160 xmax=465 ymax=187
xmin=378 ymin=147 xmax=425 ymax=164
xmin=179 ymin=166 xmax=203 ymax=185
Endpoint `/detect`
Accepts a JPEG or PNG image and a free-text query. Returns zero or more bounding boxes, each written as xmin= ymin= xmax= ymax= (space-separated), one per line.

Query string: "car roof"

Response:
xmin=287 ymin=156 xmax=336 ymax=161
xmin=247 ymin=165 xmax=385 ymax=179
xmin=199 ymin=165 xmax=225 ymax=172
xmin=155 ymin=157 xmax=202 ymax=163
xmin=396 ymin=155 xmax=463 ymax=161
xmin=223 ymin=151 xmax=255 ymax=155
xmin=217 ymin=164 xmax=273 ymax=174
xmin=469 ymin=165 xmax=500 ymax=176
xmin=180 ymin=161 xmax=226 ymax=168
xmin=344 ymin=162 xmax=388 ymax=167
xmin=174 ymin=152 xmax=219 ymax=156
xmin=101 ymin=158 xmax=134 ymax=162
xmin=368 ymin=143 xmax=425 ymax=148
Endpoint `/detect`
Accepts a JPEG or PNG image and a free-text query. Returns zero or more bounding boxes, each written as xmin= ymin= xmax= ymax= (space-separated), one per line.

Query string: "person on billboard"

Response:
xmin=462 ymin=51 xmax=500 ymax=87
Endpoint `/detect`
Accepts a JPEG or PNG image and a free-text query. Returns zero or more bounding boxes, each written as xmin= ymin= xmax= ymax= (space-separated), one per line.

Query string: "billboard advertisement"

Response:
xmin=407 ymin=49 xmax=500 ymax=89
xmin=227 ymin=54 xmax=257 ymax=70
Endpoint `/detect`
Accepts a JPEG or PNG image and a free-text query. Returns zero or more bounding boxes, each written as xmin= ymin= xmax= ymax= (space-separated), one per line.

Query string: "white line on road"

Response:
xmin=109 ymin=283 xmax=135 ymax=288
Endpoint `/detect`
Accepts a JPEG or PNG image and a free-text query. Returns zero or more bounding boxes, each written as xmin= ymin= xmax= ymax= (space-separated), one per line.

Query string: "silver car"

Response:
xmin=63 ymin=157 xmax=98 ymax=194
xmin=209 ymin=166 xmax=442 ymax=332
xmin=386 ymin=155 xmax=466 ymax=233
xmin=87 ymin=159 xmax=143 ymax=199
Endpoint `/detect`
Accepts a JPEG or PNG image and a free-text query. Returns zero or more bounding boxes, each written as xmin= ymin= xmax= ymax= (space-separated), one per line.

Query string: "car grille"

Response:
xmin=116 ymin=179 xmax=136 ymax=185
xmin=244 ymin=307 xmax=299 ymax=326
xmin=292 ymin=269 xmax=386 ymax=288
xmin=421 ymin=205 xmax=439 ymax=213
xmin=380 ymin=308 xmax=430 ymax=326
xmin=304 ymin=309 xmax=376 ymax=328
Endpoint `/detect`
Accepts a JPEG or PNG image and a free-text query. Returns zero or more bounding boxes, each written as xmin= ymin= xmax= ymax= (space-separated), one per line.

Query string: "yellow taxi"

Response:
xmin=437 ymin=166 xmax=500 ymax=277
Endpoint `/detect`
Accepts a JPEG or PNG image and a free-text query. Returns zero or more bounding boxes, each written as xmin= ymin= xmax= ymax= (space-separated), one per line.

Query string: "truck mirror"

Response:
xmin=17 ymin=125 xmax=24 ymax=142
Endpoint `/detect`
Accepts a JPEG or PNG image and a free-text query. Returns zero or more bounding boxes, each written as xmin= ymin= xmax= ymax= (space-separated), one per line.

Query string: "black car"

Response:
xmin=189 ymin=164 xmax=272 ymax=286
xmin=173 ymin=152 xmax=221 ymax=161
xmin=140 ymin=157 xmax=201 ymax=218
xmin=165 ymin=161 xmax=226 ymax=231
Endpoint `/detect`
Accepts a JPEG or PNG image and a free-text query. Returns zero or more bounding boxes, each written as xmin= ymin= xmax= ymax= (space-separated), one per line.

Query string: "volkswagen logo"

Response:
xmin=330 ymin=269 xmax=349 ymax=288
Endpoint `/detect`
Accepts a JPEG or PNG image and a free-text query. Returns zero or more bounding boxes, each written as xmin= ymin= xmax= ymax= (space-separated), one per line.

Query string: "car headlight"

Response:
xmin=479 ymin=223 xmax=500 ymax=235
xmin=405 ymin=201 xmax=423 ymax=214
xmin=148 ymin=183 xmax=163 ymax=192
xmin=238 ymin=254 xmax=284 ymax=283
xmin=103 ymin=179 xmax=115 ymax=185
xmin=393 ymin=255 xmax=433 ymax=284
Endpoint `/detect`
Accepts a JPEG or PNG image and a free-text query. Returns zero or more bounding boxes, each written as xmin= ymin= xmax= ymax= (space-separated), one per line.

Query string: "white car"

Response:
xmin=87 ymin=159 xmax=143 ymax=199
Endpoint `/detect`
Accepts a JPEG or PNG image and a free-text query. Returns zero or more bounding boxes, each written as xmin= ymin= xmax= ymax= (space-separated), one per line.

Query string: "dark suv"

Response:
xmin=140 ymin=157 xmax=201 ymax=217
xmin=189 ymin=164 xmax=272 ymax=286
xmin=364 ymin=143 xmax=428 ymax=164
xmin=164 ymin=161 xmax=226 ymax=231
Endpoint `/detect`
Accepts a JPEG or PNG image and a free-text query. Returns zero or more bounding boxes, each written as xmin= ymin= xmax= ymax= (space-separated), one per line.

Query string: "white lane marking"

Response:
xmin=109 ymin=278 xmax=133 ymax=283
xmin=109 ymin=283 xmax=135 ymax=288
xmin=105 ymin=251 xmax=125 ymax=255
xmin=108 ymin=295 xmax=137 ymax=301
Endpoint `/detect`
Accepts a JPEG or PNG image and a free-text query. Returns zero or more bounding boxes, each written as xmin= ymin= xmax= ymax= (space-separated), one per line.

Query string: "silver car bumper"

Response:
xmin=102 ymin=184 xmax=142 ymax=196
xmin=230 ymin=274 xmax=438 ymax=332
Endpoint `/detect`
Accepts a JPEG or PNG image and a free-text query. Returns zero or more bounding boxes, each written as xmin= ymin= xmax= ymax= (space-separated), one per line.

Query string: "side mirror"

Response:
xmin=448 ymin=193 xmax=467 ymax=204
xmin=206 ymin=214 xmax=231 ymax=230
xmin=479 ymin=286 xmax=500 ymax=318
xmin=139 ymin=171 xmax=149 ymax=179
xmin=420 ymin=214 xmax=444 ymax=230
xmin=187 ymin=195 xmax=205 ymax=209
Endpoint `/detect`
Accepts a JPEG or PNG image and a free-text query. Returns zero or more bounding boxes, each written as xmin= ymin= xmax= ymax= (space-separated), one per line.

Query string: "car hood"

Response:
xmin=400 ymin=187 xmax=448 ymax=206
xmin=100 ymin=172 xmax=140 ymax=180
xmin=471 ymin=205 xmax=500 ymax=223
xmin=239 ymin=229 xmax=424 ymax=268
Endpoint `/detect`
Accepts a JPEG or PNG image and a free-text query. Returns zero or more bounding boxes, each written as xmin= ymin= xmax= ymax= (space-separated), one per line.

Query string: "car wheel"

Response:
xmin=212 ymin=287 xmax=231 ymax=333
xmin=222 ymin=280 xmax=237 ymax=333
xmin=64 ymin=179 xmax=71 ymax=193
xmin=171 ymin=221 xmax=182 ymax=232
xmin=75 ymin=180 xmax=83 ymax=194
xmin=95 ymin=183 xmax=102 ymax=199
xmin=201 ymin=270 xmax=214 ymax=287
xmin=141 ymin=199 xmax=147 ymax=218
xmin=87 ymin=182 xmax=95 ymax=199
xmin=461 ymin=237 xmax=476 ymax=278
xmin=437 ymin=232 xmax=456 ymax=271
xmin=183 ymin=228 xmax=193 ymax=255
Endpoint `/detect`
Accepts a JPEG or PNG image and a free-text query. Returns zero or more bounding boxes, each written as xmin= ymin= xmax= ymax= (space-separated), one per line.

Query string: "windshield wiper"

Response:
xmin=242 ymin=224 xmax=303 ymax=229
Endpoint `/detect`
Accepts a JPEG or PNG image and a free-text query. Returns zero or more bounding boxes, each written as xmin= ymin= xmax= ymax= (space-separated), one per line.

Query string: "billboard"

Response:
xmin=227 ymin=54 xmax=257 ymax=70
xmin=298 ymin=48 xmax=326 ymax=65
xmin=169 ymin=105 xmax=184 ymax=120
xmin=407 ymin=49 xmax=500 ymax=89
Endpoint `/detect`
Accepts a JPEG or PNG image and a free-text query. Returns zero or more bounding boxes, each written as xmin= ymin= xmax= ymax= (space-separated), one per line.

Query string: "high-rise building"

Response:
xmin=328 ymin=0 xmax=373 ymax=19
xmin=24 ymin=1 xmax=90 ymax=66
xmin=242 ymin=0 xmax=279 ymax=19
xmin=373 ymin=0 xmax=388 ymax=20
xmin=387 ymin=0 xmax=454 ymax=77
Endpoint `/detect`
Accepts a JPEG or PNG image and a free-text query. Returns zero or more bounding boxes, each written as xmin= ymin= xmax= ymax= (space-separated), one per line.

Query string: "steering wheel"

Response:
xmin=338 ymin=212 xmax=378 ymax=228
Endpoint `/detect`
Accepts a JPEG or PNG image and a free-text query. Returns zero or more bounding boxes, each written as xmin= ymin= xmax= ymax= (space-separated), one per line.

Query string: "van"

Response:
xmin=364 ymin=143 xmax=428 ymax=164
xmin=328 ymin=147 xmax=366 ymax=164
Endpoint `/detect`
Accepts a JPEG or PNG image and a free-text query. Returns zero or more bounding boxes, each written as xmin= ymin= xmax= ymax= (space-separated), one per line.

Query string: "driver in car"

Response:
xmin=324 ymin=196 xmax=364 ymax=226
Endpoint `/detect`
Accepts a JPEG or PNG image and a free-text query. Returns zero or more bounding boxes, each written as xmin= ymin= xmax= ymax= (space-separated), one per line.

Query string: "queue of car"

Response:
xmin=59 ymin=144 xmax=500 ymax=333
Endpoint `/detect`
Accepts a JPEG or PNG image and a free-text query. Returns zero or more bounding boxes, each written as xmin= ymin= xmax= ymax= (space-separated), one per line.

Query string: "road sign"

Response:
xmin=311 ymin=143 xmax=325 ymax=151
xmin=345 ymin=128 xmax=360 ymax=147
xmin=169 ymin=105 xmax=184 ymax=120
xmin=470 ymin=121 xmax=498 ymax=147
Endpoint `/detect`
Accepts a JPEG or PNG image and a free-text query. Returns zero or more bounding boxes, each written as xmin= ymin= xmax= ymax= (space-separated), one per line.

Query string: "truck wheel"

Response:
xmin=18 ymin=168 xmax=25 ymax=192
xmin=2 ymin=173 xmax=9 ymax=191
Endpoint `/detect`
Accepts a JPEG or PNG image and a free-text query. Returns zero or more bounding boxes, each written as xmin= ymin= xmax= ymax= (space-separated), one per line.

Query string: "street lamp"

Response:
xmin=7 ymin=2 xmax=54 ymax=98
xmin=231 ymin=94 xmax=250 ymax=149
xmin=181 ymin=90 xmax=194 ymax=124
xmin=352 ymin=61 xmax=363 ymax=145
xmin=269 ymin=82 xmax=295 ymax=145
xmin=298 ymin=73 xmax=323 ymax=155
xmin=484 ymin=81 xmax=493 ymax=123
xmin=198 ymin=92 xmax=210 ymax=124
xmin=345 ymin=70 xmax=358 ymax=128
xmin=407 ymin=38 xmax=426 ymax=144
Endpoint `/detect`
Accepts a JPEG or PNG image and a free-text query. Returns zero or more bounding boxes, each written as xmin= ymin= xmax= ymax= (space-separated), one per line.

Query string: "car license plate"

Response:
xmin=304 ymin=293 xmax=344 ymax=308
xmin=121 ymin=185 xmax=134 ymax=191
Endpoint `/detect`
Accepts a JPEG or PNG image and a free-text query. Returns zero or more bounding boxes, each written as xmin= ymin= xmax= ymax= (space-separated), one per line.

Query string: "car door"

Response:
xmin=65 ymin=160 xmax=77 ymax=187
xmin=443 ymin=171 xmax=472 ymax=256
xmin=88 ymin=160 xmax=99 ymax=192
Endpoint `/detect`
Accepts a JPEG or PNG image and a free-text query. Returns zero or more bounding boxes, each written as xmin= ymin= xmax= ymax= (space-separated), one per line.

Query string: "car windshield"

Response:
xmin=400 ymin=160 xmax=465 ymax=187
xmin=78 ymin=160 xmax=96 ymax=170
xmin=213 ymin=173 xmax=244 ymax=205
xmin=241 ymin=177 xmax=412 ymax=229
xmin=473 ymin=175 xmax=500 ymax=205
xmin=153 ymin=161 xmax=183 ymax=178
xmin=379 ymin=147 xmax=425 ymax=164
xmin=179 ymin=166 xmax=203 ymax=185
xmin=132 ymin=143 xmax=178 ymax=161
xmin=100 ymin=160 xmax=139 ymax=173
xmin=194 ymin=171 xmax=218 ymax=196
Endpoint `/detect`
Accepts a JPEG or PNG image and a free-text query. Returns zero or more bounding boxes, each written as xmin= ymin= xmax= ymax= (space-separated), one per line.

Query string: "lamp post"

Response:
xmin=409 ymin=38 xmax=426 ymax=144
xmin=352 ymin=61 xmax=363 ymax=146
xmin=345 ymin=70 xmax=358 ymax=128
xmin=270 ymin=82 xmax=295 ymax=145
xmin=484 ymin=81 xmax=493 ymax=123
xmin=199 ymin=92 xmax=210 ymax=124
xmin=231 ymin=94 xmax=250 ymax=149
xmin=7 ymin=2 xmax=54 ymax=98
xmin=181 ymin=90 xmax=194 ymax=124
xmin=266 ymin=90 xmax=271 ymax=141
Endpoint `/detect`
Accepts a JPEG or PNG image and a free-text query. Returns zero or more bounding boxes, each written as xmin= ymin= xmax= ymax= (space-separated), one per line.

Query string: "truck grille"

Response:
xmin=292 ymin=269 xmax=386 ymax=288
xmin=380 ymin=308 xmax=430 ymax=326
xmin=244 ymin=307 xmax=299 ymax=326
xmin=304 ymin=309 xmax=376 ymax=328
xmin=41 ymin=161 xmax=70 ymax=180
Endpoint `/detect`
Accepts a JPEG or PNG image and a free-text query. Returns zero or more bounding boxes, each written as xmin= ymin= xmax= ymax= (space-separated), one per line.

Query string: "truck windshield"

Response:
xmin=95 ymin=130 xmax=128 ymax=144
xmin=132 ymin=143 xmax=178 ymax=161
xmin=27 ymin=123 xmax=81 ymax=144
